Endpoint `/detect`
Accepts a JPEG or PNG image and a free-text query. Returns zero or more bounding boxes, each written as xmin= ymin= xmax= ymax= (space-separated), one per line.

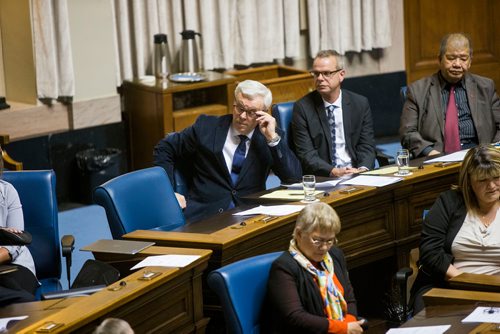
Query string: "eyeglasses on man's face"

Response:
xmin=233 ymin=103 xmax=261 ymax=118
xmin=310 ymin=69 xmax=343 ymax=79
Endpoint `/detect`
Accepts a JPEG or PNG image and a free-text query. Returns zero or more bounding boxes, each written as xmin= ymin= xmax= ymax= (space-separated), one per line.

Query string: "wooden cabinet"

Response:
xmin=225 ymin=65 xmax=314 ymax=105
xmin=122 ymin=72 xmax=236 ymax=170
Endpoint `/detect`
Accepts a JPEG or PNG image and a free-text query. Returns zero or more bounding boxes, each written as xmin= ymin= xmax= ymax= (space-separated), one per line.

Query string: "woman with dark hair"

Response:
xmin=263 ymin=202 xmax=364 ymax=334
xmin=0 ymin=145 xmax=39 ymax=306
xmin=410 ymin=144 xmax=500 ymax=313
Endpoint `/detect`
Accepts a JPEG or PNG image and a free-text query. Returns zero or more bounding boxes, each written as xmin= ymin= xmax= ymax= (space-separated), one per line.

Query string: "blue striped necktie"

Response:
xmin=327 ymin=105 xmax=337 ymax=166
xmin=230 ymin=135 xmax=248 ymax=185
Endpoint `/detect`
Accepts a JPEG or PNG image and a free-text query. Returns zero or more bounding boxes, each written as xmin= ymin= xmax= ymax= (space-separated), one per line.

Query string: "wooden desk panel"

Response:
xmin=0 ymin=248 xmax=212 ymax=334
xmin=123 ymin=163 xmax=460 ymax=319
xmin=124 ymin=163 xmax=460 ymax=270
xmin=449 ymin=273 xmax=500 ymax=293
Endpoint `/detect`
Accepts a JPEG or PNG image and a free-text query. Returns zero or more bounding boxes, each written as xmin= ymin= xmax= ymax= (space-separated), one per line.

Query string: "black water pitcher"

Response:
xmin=178 ymin=30 xmax=202 ymax=73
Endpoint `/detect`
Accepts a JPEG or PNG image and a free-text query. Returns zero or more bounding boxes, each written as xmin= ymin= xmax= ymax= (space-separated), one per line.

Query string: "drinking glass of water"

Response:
xmin=302 ymin=175 xmax=316 ymax=202
xmin=396 ymin=149 xmax=410 ymax=176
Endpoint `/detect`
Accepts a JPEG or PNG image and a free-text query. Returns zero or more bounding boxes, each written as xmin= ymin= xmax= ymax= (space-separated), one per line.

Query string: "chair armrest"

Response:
xmin=61 ymin=235 xmax=75 ymax=257
xmin=61 ymin=234 xmax=75 ymax=288
xmin=395 ymin=267 xmax=413 ymax=323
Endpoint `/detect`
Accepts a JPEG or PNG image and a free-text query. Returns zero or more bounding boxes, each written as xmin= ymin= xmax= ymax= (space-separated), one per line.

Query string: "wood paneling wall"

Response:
xmin=404 ymin=0 xmax=500 ymax=88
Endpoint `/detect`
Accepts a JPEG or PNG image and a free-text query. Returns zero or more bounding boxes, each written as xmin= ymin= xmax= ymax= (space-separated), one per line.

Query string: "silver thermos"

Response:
xmin=178 ymin=30 xmax=202 ymax=73
xmin=153 ymin=33 xmax=172 ymax=79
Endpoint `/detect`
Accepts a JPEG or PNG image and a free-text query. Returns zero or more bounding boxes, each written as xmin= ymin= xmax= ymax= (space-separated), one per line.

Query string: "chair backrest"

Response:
xmin=271 ymin=102 xmax=295 ymax=150
xmin=207 ymin=252 xmax=282 ymax=334
xmin=93 ymin=166 xmax=185 ymax=239
xmin=2 ymin=170 xmax=61 ymax=281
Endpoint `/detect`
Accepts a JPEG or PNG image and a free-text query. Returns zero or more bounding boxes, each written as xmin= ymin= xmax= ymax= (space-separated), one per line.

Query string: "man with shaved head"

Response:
xmin=400 ymin=33 xmax=500 ymax=157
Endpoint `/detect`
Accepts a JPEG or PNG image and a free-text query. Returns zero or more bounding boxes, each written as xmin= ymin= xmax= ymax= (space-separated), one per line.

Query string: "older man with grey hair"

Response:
xmin=154 ymin=80 xmax=302 ymax=222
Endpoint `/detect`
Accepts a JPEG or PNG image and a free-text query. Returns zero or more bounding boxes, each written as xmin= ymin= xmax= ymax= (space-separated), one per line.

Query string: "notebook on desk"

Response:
xmin=81 ymin=239 xmax=155 ymax=255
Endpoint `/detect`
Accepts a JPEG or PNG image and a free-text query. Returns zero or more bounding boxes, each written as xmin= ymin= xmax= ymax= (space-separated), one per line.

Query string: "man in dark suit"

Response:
xmin=154 ymin=80 xmax=302 ymax=222
xmin=292 ymin=50 xmax=376 ymax=177
xmin=400 ymin=33 xmax=500 ymax=158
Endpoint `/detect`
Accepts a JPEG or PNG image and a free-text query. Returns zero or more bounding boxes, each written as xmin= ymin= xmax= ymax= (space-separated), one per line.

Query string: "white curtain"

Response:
xmin=31 ymin=0 xmax=74 ymax=101
xmin=307 ymin=0 xmax=392 ymax=55
xmin=112 ymin=0 xmax=301 ymax=81
xmin=112 ymin=0 xmax=184 ymax=84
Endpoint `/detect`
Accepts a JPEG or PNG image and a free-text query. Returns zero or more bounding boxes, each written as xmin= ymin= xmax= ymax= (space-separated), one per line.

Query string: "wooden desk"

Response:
xmin=123 ymin=162 xmax=460 ymax=316
xmin=449 ymin=272 xmax=500 ymax=293
xmin=0 ymin=248 xmax=212 ymax=334
xmin=400 ymin=303 xmax=499 ymax=334
xmin=423 ymin=288 xmax=500 ymax=306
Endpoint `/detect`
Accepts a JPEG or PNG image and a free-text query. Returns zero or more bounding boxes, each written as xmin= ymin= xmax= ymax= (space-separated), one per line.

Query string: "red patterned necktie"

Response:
xmin=444 ymin=86 xmax=460 ymax=153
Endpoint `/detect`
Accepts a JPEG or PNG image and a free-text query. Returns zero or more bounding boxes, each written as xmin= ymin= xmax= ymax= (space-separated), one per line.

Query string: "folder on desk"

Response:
xmin=81 ymin=239 xmax=155 ymax=255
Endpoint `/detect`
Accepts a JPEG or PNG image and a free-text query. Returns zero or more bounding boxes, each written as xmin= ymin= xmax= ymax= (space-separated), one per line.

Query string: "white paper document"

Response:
xmin=130 ymin=254 xmax=200 ymax=270
xmin=341 ymin=175 xmax=402 ymax=187
xmin=233 ymin=205 xmax=305 ymax=216
xmin=462 ymin=306 xmax=500 ymax=323
xmin=386 ymin=325 xmax=450 ymax=334
xmin=0 ymin=316 xmax=28 ymax=332
xmin=282 ymin=179 xmax=342 ymax=189
xmin=424 ymin=149 xmax=469 ymax=163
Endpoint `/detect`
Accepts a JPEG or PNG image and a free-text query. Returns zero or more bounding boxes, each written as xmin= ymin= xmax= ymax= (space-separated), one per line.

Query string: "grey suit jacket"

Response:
xmin=291 ymin=89 xmax=376 ymax=176
xmin=399 ymin=72 xmax=500 ymax=157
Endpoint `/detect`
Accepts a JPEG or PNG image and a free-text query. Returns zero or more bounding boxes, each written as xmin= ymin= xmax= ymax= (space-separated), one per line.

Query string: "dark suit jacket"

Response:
xmin=291 ymin=89 xmax=376 ymax=176
xmin=262 ymin=247 xmax=358 ymax=334
xmin=153 ymin=114 xmax=302 ymax=222
xmin=399 ymin=72 xmax=500 ymax=157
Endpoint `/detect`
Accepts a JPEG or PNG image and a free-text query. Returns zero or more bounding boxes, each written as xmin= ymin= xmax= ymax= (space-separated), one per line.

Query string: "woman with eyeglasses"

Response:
xmin=263 ymin=202 xmax=364 ymax=334
xmin=0 ymin=145 xmax=39 ymax=306
xmin=410 ymin=144 xmax=500 ymax=314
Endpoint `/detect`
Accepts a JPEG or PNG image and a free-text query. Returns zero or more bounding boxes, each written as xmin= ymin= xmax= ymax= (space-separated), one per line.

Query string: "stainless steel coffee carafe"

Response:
xmin=153 ymin=33 xmax=172 ymax=79
xmin=178 ymin=30 xmax=202 ymax=73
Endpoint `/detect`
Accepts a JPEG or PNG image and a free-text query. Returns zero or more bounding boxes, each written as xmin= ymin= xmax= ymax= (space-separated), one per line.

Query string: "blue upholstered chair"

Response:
xmin=3 ymin=170 xmax=74 ymax=299
xmin=93 ymin=166 xmax=185 ymax=239
xmin=271 ymin=102 xmax=295 ymax=150
xmin=207 ymin=252 xmax=282 ymax=334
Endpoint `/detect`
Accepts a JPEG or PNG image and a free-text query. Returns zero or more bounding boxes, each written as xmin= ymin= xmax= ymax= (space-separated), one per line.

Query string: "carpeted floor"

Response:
xmin=58 ymin=205 xmax=111 ymax=289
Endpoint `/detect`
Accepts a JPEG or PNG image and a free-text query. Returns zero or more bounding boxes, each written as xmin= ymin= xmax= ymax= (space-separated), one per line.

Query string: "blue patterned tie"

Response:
xmin=230 ymin=135 xmax=248 ymax=185
xmin=327 ymin=105 xmax=337 ymax=166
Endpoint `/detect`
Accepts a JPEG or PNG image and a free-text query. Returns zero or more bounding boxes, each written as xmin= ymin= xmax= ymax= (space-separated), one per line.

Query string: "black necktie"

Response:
xmin=230 ymin=135 xmax=248 ymax=185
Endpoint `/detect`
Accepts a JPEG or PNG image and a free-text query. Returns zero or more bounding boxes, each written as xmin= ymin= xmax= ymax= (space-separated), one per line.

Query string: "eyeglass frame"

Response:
xmin=232 ymin=103 xmax=263 ymax=118
xmin=309 ymin=69 xmax=343 ymax=79
xmin=310 ymin=235 xmax=337 ymax=247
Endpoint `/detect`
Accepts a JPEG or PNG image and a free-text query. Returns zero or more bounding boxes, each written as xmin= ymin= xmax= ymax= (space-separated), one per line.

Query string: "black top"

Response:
xmin=262 ymin=247 xmax=358 ymax=334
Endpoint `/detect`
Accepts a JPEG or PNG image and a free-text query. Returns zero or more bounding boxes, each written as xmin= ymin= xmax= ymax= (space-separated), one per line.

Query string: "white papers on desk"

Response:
xmin=130 ymin=255 xmax=200 ymax=270
xmin=386 ymin=325 xmax=450 ymax=334
xmin=282 ymin=179 xmax=342 ymax=189
xmin=462 ymin=306 xmax=500 ymax=323
xmin=0 ymin=316 xmax=28 ymax=332
xmin=424 ymin=149 xmax=469 ymax=163
xmin=233 ymin=205 xmax=305 ymax=216
xmin=341 ymin=175 xmax=402 ymax=187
